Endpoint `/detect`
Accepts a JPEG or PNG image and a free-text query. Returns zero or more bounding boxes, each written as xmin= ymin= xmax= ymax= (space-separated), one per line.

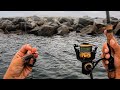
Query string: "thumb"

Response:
xmin=110 ymin=39 xmax=119 ymax=52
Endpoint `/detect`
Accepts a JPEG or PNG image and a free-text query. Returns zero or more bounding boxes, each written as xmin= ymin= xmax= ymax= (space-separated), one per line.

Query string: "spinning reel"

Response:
xmin=74 ymin=43 xmax=105 ymax=79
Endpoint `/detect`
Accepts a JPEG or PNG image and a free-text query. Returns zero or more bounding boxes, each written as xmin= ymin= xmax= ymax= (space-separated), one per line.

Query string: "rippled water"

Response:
xmin=0 ymin=32 xmax=120 ymax=79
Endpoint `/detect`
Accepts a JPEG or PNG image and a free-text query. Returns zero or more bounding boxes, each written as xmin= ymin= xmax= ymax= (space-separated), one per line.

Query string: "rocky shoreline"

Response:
xmin=0 ymin=16 xmax=120 ymax=36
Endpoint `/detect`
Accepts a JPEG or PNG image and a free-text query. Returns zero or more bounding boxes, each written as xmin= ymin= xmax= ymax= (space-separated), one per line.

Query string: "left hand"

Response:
xmin=3 ymin=44 xmax=38 ymax=79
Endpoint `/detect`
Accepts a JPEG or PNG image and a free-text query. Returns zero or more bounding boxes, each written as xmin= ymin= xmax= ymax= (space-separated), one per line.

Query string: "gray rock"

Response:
xmin=73 ymin=23 xmax=85 ymax=33
xmin=0 ymin=20 xmax=16 ymax=33
xmin=44 ymin=17 xmax=55 ymax=23
xmin=29 ymin=16 xmax=41 ymax=21
xmin=0 ymin=18 xmax=14 ymax=21
xmin=79 ymin=23 xmax=100 ymax=35
xmin=78 ymin=18 xmax=93 ymax=27
xmin=14 ymin=22 xmax=33 ymax=32
xmin=36 ymin=20 xmax=44 ymax=26
xmin=58 ymin=17 xmax=74 ymax=25
xmin=28 ymin=26 xmax=40 ymax=35
xmin=0 ymin=29 xmax=4 ymax=33
xmin=113 ymin=22 xmax=120 ymax=35
xmin=57 ymin=25 xmax=70 ymax=35
xmin=35 ymin=25 xmax=57 ymax=36
xmin=13 ymin=17 xmax=26 ymax=25
xmin=62 ymin=22 xmax=71 ymax=27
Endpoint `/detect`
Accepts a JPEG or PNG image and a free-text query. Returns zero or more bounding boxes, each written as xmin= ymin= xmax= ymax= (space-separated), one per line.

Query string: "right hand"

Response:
xmin=101 ymin=30 xmax=120 ymax=79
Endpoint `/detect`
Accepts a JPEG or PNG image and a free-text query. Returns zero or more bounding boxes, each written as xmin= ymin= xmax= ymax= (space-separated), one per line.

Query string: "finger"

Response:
xmin=105 ymin=53 xmax=110 ymax=59
xmin=110 ymin=39 xmax=120 ymax=52
xmin=26 ymin=51 xmax=38 ymax=58
xmin=17 ymin=44 xmax=32 ymax=57
xmin=31 ymin=48 xmax=37 ymax=53
xmin=101 ymin=53 xmax=108 ymax=70
xmin=33 ymin=52 xmax=38 ymax=58
xmin=104 ymin=49 xmax=109 ymax=54
xmin=104 ymin=29 xmax=118 ymax=44
xmin=27 ymin=51 xmax=32 ymax=55
xmin=101 ymin=53 xmax=109 ymax=64
xmin=105 ymin=60 xmax=109 ymax=65
xmin=104 ymin=30 xmax=107 ymax=36
xmin=102 ymin=60 xmax=108 ymax=70
xmin=102 ymin=42 xmax=109 ymax=53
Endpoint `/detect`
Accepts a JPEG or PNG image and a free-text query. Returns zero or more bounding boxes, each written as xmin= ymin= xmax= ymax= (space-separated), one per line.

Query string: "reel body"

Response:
xmin=74 ymin=43 xmax=97 ymax=75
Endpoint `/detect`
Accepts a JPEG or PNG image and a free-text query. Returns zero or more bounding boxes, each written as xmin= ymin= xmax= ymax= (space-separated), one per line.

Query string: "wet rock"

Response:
xmin=36 ymin=20 xmax=44 ymax=26
xmin=27 ymin=16 xmax=45 ymax=27
xmin=44 ymin=17 xmax=55 ymax=23
xmin=0 ymin=29 xmax=4 ymax=33
xmin=0 ymin=20 xmax=16 ymax=33
xmin=28 ymin=26 xmax=40 ymax=35
xmin=0 ymin=18 xmax=14 ymax=21
xmin=94 ymin=23 xmax=105 ymax=34
xmin=113 ymin=22 xmax=120 ymax=35
xmin=13 ymin=17 xmax=26 ymax=25
xmin=30 ymin=21 xmax=37 ymax=28
xmin=58 ymin=17 xmax=74 ymax=25
xmin=73 ymin=23 xmax=85 ymax=33
xmin=28 ymin=16 xmax=41 ymax=21
xmin=79 ymin=23 xmax=101 ymax=35
xmin=19 ymin=22 xmax=33 ymax=31
xmin=62 ymin=22 xmax=71 ymax=27
xmin=68 ymin=27 xmax=74 ymax=31
xmin=57 ymin=25 xmax=70 ymax=35
xmin=78 ymin=18 xmax=94 ymax=27
xmin=35 ymin=25 xmax=57 ymax=36
xmin=10 ymin=29 xmax=24 ymax=35
xmin=110 ymin=17 xmax=118 ymax=20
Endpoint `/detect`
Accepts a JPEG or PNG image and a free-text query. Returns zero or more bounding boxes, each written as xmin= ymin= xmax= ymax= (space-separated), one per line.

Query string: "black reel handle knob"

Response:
xmin=23 ymin=54 xmax=36 ymax=67
xmin=84 ymin=63 xmax=93 ymax=71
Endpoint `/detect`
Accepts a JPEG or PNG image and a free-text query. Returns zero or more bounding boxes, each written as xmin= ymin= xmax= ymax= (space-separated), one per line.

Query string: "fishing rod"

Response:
xmin=73 ymin=11 xmax=115 ymax=79
xmin=105 ymin=11 xmax=115 ymax=79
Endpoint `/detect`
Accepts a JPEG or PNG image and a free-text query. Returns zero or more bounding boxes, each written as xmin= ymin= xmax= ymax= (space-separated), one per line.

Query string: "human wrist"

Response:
xmin=108 ymin=71 xmax=115 ymax=79
xmin=115 ymin=69 xmax=120 ymax=79
xmin=3 ymin=73 xmax=15 ymax=79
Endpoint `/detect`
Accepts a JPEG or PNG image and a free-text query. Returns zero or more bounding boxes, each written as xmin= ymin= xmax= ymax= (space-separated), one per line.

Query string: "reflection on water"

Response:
xmin=0 ymin=32 xmax=119 ymax=79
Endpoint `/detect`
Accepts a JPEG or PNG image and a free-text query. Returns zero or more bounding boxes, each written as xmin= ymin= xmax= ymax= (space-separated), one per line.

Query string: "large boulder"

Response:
xmin=27 ymin=26 xmax=40 ymax=35
xmin=78 ymin=18 xmax=94 ymax=27
xmin=57 ymin=25 xmax=70 ymax=35
xmin=36 ymin=20 xmax=44 ymax=26
xmin=14 ymin=21 xmax=33 ymax=32
xmin=28 ymin=16 xmax=41 ymax=21
xmin=0 ymin=18 xmax=14 ymax=21
xmin=58 ymin=17 xmax=74 ymax=25
xmin=113 ymin=22 xmax=120 ymax=35
xmin=44 ymin=17 xmax=55 ymax=23
xmin=62 ymin=22 xmax=71 ymax=27
xmin=79 ymin=23 xmax=102 ymax=35
xmin=13 ymin=17 xmax=26 ymax=25
xmin=27 ymin=16 xmax=45 ymax=27
xmin=0 ymin=20 xmax=16 ymax=33
xmin=29 ymin=25 xmax=58 ymax=36
xmin=73 ymin=23 xmax=85 ymax=33
xmin=0 ymin=29 xmax=4 ymax=33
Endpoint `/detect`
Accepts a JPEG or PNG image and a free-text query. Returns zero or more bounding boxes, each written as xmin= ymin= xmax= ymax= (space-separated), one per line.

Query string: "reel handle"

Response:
xmin=107 ymin=43 xmax=115 ymax=72
xmin=23 ymin=54 xmax=36 ymax=67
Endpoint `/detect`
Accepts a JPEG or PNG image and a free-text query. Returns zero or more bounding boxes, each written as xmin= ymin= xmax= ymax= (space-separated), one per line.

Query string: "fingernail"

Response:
xmin=105 ymin=49 xmax=108 ymax=53
xmin=104 ymin=30 xmax=107 ymax=35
